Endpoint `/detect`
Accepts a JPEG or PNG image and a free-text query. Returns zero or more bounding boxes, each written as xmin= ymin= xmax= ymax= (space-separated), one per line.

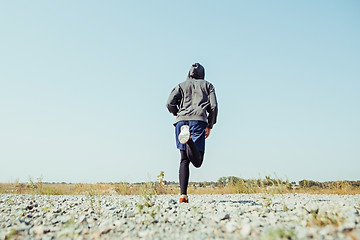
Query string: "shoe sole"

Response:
xmin=178 ymin=126 xmax=190 ymax=144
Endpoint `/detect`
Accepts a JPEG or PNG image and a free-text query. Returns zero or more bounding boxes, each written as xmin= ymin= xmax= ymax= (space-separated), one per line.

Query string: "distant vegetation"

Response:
xmin=0 ymin=173 xmax=359 ymax=195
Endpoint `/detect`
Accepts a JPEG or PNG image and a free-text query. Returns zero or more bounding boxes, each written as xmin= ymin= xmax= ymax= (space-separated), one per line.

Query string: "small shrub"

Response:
xmin=139 ymin=182 xmax=156 ymax=208
xmin=232 ymin=179 xmax=255 ymax=194
xmin=156 ymin=171 xmax=166 ymax=194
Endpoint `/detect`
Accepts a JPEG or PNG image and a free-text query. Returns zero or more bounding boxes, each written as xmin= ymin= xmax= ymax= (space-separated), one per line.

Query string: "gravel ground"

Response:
xmin=1 ymin=194 xmax=359 ymax=239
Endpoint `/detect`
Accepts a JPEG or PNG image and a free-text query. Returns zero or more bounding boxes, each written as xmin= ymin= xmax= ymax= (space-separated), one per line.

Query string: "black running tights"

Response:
xmin=179 ymin=139 xmax=204 ymax=195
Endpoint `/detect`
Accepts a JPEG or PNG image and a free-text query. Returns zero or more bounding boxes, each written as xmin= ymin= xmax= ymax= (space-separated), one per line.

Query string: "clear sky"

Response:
xmin=1 ymin=1 xmax=359 ymax=184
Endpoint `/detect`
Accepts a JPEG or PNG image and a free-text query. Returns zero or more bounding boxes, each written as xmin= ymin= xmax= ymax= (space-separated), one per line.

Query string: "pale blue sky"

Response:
xmin=1 ymin=1 xmax=359 ymax=183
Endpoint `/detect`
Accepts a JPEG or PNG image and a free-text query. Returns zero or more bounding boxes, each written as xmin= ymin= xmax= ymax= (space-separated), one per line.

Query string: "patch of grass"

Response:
xmin=41 ymin=206 xmax=52 ymax=213
xmin=148 ymin=205 xmax=160 ymax=220
xmin=261 ymin=227 xmax=296 ymax=240
xmin=264 ymin=198 xmax=272 ymax=208
xmin=283 ymin=203 xmax=289 ymax=212
xmin=191 ymin=206 xmax=203 ymax=215
xmin=114 ymin=182 xmax=133 ymax=195
xmin=14 ymin=179 xmax=26 ymax=194
xmin=232 ymin=178 xmax=256 ymax=194
xmin=119 ymin=200 xmax=128 ymax=208
xmin=63 ymin=217 xmax=76 ymax=228
xmin=135 ymin=182 xmax=161 ymax=224
xmin=5 ymin=228 xmax=20 ymax=239
xmin=334 ymin=181 xmax=352 ymax=195
xmin=4 ymin=196 xmax=13 ymax=205
xmin=304 ymin=207 xmax=345 ymax=227
xmin=86 ymin=187 xmax=102 ymax=216
xmin=138 ymin=182 xmax=156 ymax=208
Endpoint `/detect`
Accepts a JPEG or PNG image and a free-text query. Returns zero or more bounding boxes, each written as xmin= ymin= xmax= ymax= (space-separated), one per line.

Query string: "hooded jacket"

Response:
xmin=167 ymin=63 xmax=218 ymax=129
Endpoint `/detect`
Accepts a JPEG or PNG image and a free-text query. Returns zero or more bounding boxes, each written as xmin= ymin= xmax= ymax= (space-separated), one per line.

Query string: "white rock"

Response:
xmin=225 ymin=221 xmax=238 ymax=233
xmin=32 ymin=225 xmax=44 ymax=235
xmin=240 ymin=223 xmax=251 ymax=236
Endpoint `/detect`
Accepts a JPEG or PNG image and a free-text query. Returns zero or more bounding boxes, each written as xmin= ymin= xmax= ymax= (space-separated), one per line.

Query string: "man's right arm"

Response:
xmin=207 ymin=84 xmax=218 ymax=129
xmin=205 ymin=128 xmax=211 ymax=138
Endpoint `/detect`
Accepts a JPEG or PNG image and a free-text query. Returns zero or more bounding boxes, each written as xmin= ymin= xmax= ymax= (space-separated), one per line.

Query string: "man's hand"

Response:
xmin=205 ymin=128 xmax=211 ymax=139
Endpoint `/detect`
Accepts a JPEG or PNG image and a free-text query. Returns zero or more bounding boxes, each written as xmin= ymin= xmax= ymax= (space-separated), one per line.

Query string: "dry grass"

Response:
xmin=1 ymin=177 xmax=359 ymax=196
xmin=296 ymin=181 xmax=360 ymax=195
xmin=305 ymin=208 xmax=346 ymax=227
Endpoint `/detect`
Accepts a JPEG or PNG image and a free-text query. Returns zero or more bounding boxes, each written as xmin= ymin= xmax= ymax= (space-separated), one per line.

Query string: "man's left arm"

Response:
xmin=166 ymin=85 xmax=181 ymax=116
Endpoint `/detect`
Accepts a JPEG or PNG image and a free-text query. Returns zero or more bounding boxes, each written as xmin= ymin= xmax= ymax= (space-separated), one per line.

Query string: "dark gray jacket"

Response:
xmin=166 ymin=63 xmax=218 ymax=129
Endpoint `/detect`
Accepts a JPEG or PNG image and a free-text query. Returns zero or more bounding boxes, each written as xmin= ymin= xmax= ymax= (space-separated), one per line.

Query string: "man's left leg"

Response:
xmin=185 ymin=121 xmax=206 ymax=168
xmin=186 ymin=139 xmax=204 ymax=168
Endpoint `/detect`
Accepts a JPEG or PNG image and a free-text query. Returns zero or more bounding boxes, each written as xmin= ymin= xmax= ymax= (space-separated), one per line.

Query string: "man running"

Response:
xmin=167 ymin=62 xmax=218 ymax=203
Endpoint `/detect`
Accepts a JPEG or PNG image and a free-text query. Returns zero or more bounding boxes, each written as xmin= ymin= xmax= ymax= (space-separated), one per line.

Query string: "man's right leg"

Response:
xmin=179 ymin=150 xmax=190 ymax=195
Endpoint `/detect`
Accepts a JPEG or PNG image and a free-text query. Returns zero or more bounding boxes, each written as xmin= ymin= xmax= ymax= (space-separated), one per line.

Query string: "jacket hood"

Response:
xmin=187 ymin=63 xmax=205 ymax=79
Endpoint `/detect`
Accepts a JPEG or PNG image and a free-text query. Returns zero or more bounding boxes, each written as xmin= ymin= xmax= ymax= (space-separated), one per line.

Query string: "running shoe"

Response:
xmin=179 ymin=195 xmax=189 ymax=203
xmin=178 ymin=125 xmax=190 ymax=144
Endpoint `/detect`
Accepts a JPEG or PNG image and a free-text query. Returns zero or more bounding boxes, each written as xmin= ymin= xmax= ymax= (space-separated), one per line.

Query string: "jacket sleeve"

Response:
xmin=206 ymin=84 xmax=218 ymax=129
xmin=166 ymin=85 xmax=182 ymax=116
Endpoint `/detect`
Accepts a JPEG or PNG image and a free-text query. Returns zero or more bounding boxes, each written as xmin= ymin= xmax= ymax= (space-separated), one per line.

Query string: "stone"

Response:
xmin=225 ymin=221 xmax=238 ymax=233
xmin=240 ymin=223 xmax=251 ymax=236
xmin=221 ymin=213 xmax=230 ymax=221
xmin=78 ymin=215 xmax=87 ymax=224
xmin=99 ymin=221 xmax=114 ymax=234
xmin=32 ymin=225 xmax=45 ymax=235
xmin=60 ymin=215 xmax=72 ymax=224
